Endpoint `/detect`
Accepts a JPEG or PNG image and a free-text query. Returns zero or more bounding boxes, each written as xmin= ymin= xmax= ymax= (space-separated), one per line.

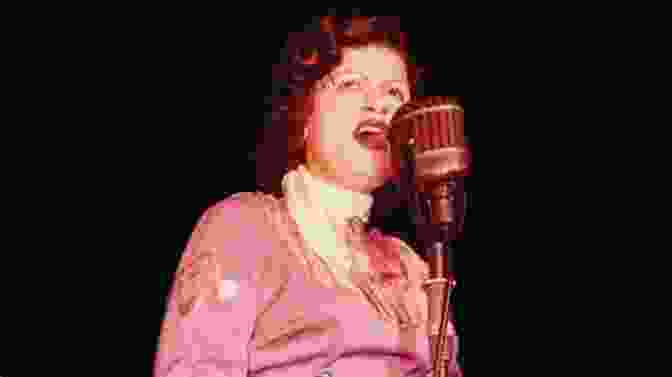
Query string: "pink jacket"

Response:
xmin=154 ymin=192 xmax=460 ymax=377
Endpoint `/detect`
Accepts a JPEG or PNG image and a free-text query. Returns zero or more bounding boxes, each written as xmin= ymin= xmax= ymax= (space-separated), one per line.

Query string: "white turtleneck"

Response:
xmin=299 ymin=166 xmax=373 ymax=224
xmin=282 ymin=165 xmax=373 ymax=285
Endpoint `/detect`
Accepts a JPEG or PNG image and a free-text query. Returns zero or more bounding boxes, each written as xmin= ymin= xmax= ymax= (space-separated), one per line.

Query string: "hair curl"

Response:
xmin=257 ymin=15 xmax=422 ymax=194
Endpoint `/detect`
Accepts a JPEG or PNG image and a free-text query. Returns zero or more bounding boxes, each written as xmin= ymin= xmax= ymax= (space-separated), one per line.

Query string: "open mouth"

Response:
xmin=354 ymin=120 xmax=389 ymax=150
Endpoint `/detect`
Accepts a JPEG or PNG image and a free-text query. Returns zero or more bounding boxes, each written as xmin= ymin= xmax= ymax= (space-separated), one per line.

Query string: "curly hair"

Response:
xmin=256 ymin=15 xmax=423 ymax=195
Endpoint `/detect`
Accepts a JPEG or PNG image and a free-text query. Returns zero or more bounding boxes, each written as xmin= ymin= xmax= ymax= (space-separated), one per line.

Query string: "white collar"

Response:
xmin=281 ymin=165 xmax=373 ymax=286
xmin=297 ymin=165 xmax=373 ymax=225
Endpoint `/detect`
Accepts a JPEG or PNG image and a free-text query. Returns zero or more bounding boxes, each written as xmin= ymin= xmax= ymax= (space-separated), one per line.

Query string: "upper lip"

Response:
xmin=354 ymin=119 xmax=390 ymax=137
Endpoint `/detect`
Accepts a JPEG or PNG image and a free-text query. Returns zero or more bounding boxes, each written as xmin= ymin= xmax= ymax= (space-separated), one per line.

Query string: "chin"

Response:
xmin=349 ymin=163 xmax=393 ymax=193
xmin=311 ymin=147 xmax=394 ymax=192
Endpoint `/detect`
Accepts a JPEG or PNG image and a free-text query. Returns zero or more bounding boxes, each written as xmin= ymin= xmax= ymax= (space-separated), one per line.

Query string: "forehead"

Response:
xmin=332 ymin=46 xmax=407 ymax=82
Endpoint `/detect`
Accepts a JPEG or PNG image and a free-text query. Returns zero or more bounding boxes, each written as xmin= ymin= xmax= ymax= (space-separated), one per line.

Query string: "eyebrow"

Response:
xmin=330 ymin=68 xmax=408 ymax=87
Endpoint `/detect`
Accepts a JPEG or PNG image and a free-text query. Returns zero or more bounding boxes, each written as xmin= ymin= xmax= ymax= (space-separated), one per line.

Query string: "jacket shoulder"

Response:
xmin=174 ymin=191 xmax=288 ymax=316
xmin=195 ymin=191 xmax=281 ymax=232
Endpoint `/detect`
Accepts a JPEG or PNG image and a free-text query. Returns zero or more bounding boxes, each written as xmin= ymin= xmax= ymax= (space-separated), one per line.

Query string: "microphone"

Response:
xmin=389 ymin=96 xmax=468 ymax=237
xmin=389 ymin=96 xmax=466 ymax=377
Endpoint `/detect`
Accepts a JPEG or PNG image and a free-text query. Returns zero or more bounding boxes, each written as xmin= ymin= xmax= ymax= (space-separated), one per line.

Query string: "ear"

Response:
xmin=303 ymin=117 xmax=311 ymax=142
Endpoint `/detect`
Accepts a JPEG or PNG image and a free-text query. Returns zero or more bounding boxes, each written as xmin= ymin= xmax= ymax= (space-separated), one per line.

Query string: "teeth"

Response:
xmin=359 ymin=126 xmax=383 ymax=134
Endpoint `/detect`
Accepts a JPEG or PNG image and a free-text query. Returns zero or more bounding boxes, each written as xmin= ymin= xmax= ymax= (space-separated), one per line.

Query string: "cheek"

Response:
xmin=312 ymin=96 xmax=362 ymax=147
xmin=317 ymin=93 xmax=364 ymax=127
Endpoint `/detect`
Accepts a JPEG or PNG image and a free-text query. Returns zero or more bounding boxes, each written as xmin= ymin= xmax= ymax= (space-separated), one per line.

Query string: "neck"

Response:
xmin=305 ymin=159 xmax=383 ymax=194
xmin=300 ymin=165 xmax=373 ymax=226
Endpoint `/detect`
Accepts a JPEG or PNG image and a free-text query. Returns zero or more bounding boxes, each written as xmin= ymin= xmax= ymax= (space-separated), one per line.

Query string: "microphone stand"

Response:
xmin=401 ymin=143 xmax=461 ymax=377
xmin=423 ymin=182 xmax=460 ymax=377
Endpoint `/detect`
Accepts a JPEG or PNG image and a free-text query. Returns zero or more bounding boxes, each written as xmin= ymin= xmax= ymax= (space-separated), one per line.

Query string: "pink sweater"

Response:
xmin=154 ymin=192 xmax=460 ymax=376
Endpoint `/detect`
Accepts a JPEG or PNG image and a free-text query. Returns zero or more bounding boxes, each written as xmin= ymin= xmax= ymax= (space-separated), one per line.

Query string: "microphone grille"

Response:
xmin=392 ymin=96 xmax=463 ymax=124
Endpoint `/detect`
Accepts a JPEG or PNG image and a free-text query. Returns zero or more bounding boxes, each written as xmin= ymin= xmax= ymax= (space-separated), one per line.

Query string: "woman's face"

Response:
xmin=304 ymin=45 xmax=410 ymax=193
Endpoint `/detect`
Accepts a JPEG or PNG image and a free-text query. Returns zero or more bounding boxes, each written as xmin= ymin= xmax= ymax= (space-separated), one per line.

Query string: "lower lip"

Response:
xmin=355 ymin=133 xmax=389 ymax=150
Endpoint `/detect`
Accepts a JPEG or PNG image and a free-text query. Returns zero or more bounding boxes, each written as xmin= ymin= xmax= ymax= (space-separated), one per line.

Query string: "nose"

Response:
xmin=362 ymin=104 xmax=382 ymax=113
xmin=362 ymin=101 xmax=393 ymax=117
xmin=362 ymin=104 xmax=395 ymax=123
xmin=362 ymin=88 xmax=397 ymax=118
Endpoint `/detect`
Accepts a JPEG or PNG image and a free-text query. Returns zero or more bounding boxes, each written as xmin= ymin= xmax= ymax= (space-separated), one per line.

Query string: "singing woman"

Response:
xmin=154 ymin=15 xmax=461 ymax=377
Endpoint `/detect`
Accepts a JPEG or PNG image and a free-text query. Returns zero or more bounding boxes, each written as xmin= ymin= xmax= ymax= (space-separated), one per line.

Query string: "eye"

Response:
xmin=389 ymin=87 xmax=406 ymax=102
xmin=337 ymin=78 xmax=362 ymax=90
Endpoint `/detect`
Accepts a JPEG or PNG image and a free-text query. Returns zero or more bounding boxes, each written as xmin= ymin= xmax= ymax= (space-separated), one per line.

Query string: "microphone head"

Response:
xmin=389 ymin=96 xmax=468 ymax=191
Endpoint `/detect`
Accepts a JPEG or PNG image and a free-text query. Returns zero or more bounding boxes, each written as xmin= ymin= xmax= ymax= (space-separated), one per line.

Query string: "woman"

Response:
xmin=155 ymin=15 xmax=461 ymax=377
